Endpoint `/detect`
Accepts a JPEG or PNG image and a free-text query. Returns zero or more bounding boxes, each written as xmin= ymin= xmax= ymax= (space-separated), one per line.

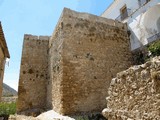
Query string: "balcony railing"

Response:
xmin=147 ymin=32 xmax=160 ymax=42
xmin=116 ymin=0 xmax=151 ymax=22
xmin=116 ymin=9 xmax=131 ymax=21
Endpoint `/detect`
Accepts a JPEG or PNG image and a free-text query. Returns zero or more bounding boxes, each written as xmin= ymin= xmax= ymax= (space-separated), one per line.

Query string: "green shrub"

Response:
xmin=148 ymin=40 xmax=160 ymax=56
xmin=133 ymin=40 xmax=160 ymax=65
xmin=0 ymin=102 xmax=16 ymax=116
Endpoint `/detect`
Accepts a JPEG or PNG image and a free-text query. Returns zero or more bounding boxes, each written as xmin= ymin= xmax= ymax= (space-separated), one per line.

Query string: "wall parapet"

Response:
xmin=63 ymin=8 xmax=127 ymax=30
xmin=24 ymin=34 xmax=51 ymax=41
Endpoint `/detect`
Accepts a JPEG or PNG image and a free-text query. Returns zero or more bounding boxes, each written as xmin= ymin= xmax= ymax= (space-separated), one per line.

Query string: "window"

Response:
xmin=120 ymin=5 xmax=128 ymax=20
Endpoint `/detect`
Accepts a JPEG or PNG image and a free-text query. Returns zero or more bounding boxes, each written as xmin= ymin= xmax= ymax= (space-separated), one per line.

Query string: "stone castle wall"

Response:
xmin=103 ymin=57 xmax=160 ymax=120
xmin=17 ymin=35 xmax=50 ymax=113
xmin=48 ymin=8 xmax=133 ymax=115
xmin=46 ymin=21 xmax=64 ymax=112
xmin=17 ymin=8 xmax=133 ymax=115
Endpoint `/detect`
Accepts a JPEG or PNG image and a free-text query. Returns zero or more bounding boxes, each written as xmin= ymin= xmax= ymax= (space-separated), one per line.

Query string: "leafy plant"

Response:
xmin=148 ymin=40 xmax=160 ymax=56
xmin=0 ymin=102 xmax=16 ymax=116
xmin=133 ymin=40 xmax=160 ymax=65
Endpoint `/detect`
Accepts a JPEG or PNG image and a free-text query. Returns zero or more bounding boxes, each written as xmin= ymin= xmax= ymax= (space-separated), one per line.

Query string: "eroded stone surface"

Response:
xmin=102 ymin=56 xmax=160 ymax=120
xmin=17 ymin=8 xmax=132 ymax=115
xmin=47 ymin=8 xmax=132 ymax=115
xmin=17 ymin=35 xmax=50 ymax=114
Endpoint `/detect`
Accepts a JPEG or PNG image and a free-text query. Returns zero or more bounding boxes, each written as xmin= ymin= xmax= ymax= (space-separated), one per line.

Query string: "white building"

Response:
xmin=101 ymin=0 xmax=160 ymax=50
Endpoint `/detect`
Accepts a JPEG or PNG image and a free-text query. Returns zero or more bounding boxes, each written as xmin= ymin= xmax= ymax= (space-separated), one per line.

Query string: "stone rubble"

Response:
xmin=102 ymin=56 xmax=160 ymax=120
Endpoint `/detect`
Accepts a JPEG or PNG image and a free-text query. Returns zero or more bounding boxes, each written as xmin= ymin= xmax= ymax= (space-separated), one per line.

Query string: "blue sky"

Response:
xmin=0 ymin=0 xmax=113 ymax=90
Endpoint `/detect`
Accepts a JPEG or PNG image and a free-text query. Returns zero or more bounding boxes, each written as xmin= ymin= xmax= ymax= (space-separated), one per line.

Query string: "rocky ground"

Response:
xmin=7 ymin=110 xmax=107 ymax=120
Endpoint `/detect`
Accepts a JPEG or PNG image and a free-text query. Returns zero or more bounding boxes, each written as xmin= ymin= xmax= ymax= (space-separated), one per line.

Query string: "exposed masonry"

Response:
xmin=17 ymin=35 xmax=50 ymax=114
xmin=103 ymin=56 xmax=160 ymax=120
xmin=24 ymin=34 xmax=50 ymax=41
xmin=17 ymin=8 xmax=133 ymax=115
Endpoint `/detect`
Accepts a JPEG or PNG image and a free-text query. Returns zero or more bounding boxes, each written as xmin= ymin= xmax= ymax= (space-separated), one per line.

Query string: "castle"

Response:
xmin=17 ymin=8 xmax=133 ymax=115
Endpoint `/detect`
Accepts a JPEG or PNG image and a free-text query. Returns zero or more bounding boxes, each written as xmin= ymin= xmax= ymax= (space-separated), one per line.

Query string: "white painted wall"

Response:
xmin=101 ymin=0 xmax=140 ymax=20
xmin=101 ymin=0 xmax=160 ymax=50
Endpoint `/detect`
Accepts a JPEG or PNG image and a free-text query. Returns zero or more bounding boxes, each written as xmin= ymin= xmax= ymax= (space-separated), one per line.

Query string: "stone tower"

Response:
xmin=17 ymin=8 xmax=132 ymax=115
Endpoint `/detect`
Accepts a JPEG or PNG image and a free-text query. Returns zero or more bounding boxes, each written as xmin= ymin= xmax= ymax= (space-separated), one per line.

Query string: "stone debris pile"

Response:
xmin=103 ymin=56 xmax=160 ymax=120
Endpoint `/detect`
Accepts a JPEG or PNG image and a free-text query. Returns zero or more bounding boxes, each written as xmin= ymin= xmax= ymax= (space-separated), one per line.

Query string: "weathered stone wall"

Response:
xmin=48 ymin=8 xmax=132 ymax=115
xmin=46 ymin=21 xmax=64 ymax=112
xmin=17 ymin=35 xmax=50 ymax=114
xmin=103 ymin=57 xmax=160 ymax=120
xmin=0 ymin=47 xmax=5 ymax=101
xmin=0 ymin=22 xmax=10 ymax=101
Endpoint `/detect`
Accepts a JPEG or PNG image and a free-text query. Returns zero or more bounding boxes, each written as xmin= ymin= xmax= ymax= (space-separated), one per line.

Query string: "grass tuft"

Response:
xmin=0 ymin=102 xmax=16 ymax=116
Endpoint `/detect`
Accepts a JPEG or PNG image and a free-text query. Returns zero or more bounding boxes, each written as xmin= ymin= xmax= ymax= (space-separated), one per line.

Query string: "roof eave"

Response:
xmin=0 ymin=22 xmax=10 ymax=58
